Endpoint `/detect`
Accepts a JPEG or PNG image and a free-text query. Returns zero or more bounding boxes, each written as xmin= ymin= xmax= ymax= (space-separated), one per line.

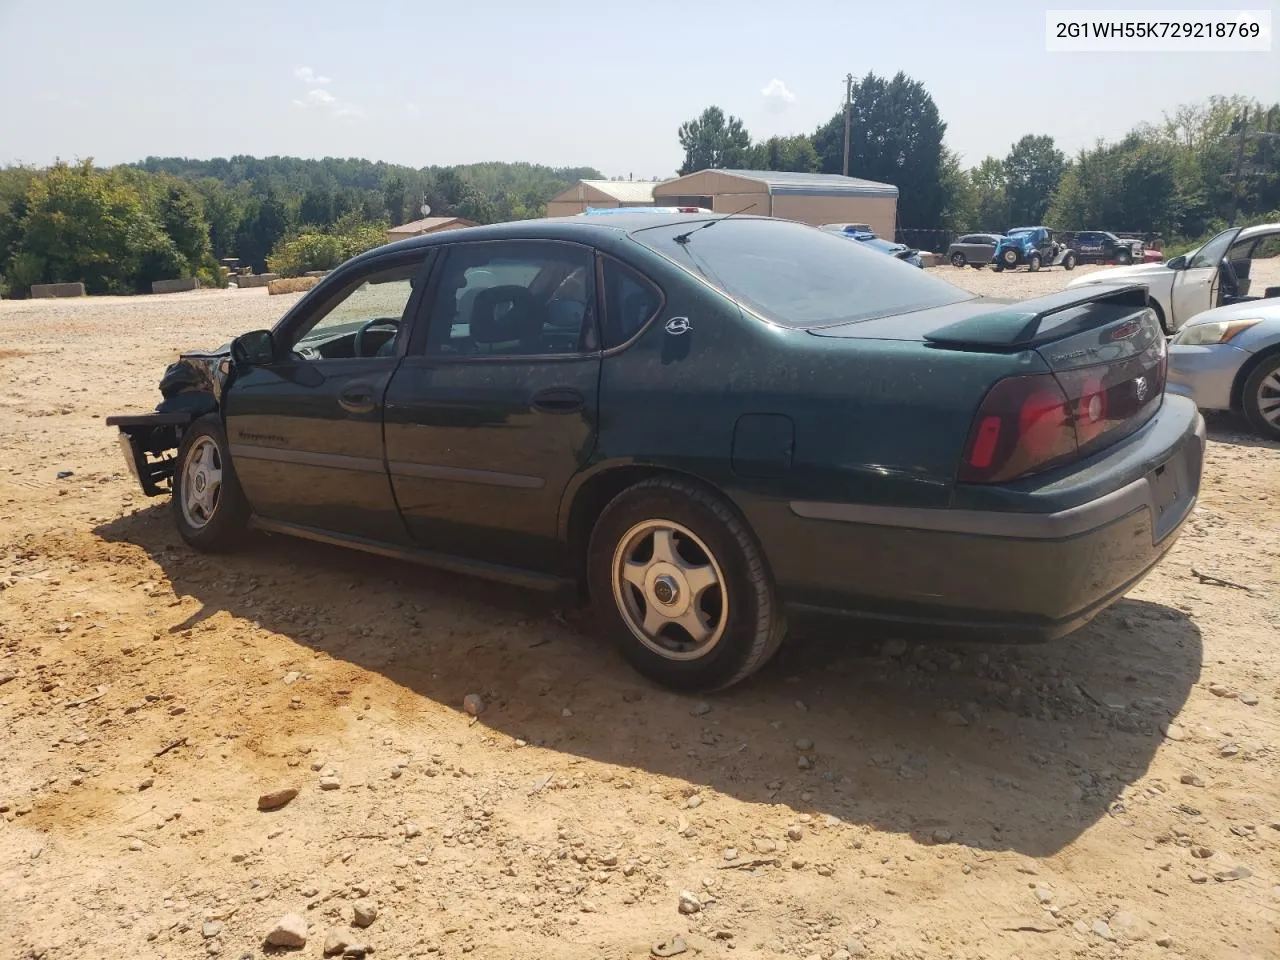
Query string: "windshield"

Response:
xmin=633 ymin=218 xmax=972 ymax=328
xmin=1187 ymin=227 xmax=1240 ymax=270
xmin=1007 ymin=228 xmax=1036 ymax=237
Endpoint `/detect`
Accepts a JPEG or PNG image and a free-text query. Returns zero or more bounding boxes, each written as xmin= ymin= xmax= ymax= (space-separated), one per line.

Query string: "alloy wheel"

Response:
xmin=611 ymin=519 xmax=728 ymax=661
xmin=180 ymin=436 xmax=223 ymax=529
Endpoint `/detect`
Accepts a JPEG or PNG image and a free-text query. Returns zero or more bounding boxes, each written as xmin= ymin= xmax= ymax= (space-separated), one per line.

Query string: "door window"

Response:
xmin=1187 ymin=228 xmax=1238 ymax=270
xmin=424 ymin=242 xmax=596 ymax=357
xmin=291 ymin=260 xmax=423 ymax=360
xmin=600 ymin=257 xmax=662 ymax=348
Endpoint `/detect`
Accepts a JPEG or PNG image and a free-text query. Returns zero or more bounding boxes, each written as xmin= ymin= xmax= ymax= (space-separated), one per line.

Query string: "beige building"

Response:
xmin=386 ymin=216 xmax=477 ymax=244
xmin=544 ymin=179 xmax=663 ymax=217
xmin=652 ymin=169 xmax=899 ymax=238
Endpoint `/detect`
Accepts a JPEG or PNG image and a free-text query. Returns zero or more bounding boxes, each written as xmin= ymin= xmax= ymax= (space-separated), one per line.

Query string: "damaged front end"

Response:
xmin=105 ymin=346 xmax=232 ymax=496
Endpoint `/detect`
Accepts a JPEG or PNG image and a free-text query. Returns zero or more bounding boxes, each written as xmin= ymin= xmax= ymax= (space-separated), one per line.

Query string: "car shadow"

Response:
xmin=1203 ymin=411 xmax=1279 ymax=450
xmin=95 ymin=504 xmax=1202 ymax=860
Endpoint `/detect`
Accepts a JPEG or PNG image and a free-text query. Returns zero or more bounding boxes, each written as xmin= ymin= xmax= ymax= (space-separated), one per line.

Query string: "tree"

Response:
xmin=1003 ymin=135 xmax=1066 ymax=225
xmin=812 ymin=72 xmax=949 ymax=228
xmin=300 ymin=187 xmax=336 ymax=228
xmin=9 ymin=160 xmax=184 ymax=294
xmin=1046 ymin=135 xmax=1181 ymax=234
xmin=676 ymin=107 xmax=751 ymax=175
xmin=383 ymin=174 xmax=408 ymax=226
xmin=192 ymin=178 xmax=242 ymax=260
xmin=969 ymin=156 xmax=1010 ymax=230
xmin=744 ymin=135 xmax=820 ymax=173
xmin=234 ymin=190 xmax=290 ymax=272
xmin=938 ymin=149 xmax=976 ymax=231
xmin=158 ymin=180 xmax=211 ymax=270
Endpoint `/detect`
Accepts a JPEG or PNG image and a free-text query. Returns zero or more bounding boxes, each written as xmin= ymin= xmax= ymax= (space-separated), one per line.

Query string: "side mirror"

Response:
xmin=1166 ymin=254 xmax=1187 ymax=270
xmin=231 ymin=330 xmax=275 ymax=367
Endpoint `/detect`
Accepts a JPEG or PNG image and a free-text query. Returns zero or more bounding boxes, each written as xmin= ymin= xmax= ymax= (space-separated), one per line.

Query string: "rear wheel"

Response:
xmin=1062 ymin=252 xmax=1076 ymax=270
xmin=950 ymin=252 xmax=967 ymax=268
xmin=1242 ymin=354 xmax=1280 ymax=439
xmin=588 ymin=477 xmax=785 ymax=691
xmin=172 ymin=414 xmax=250 ymax=551
xmin=1028 ymin=253 xmax=1042 ymax=272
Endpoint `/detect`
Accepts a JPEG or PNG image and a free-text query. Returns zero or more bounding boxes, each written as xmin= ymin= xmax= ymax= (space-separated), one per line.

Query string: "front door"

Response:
xmin=1170 ymin=227 xmax=1238 ymax=329
xmin=223 ymin=252 xmax=430 ymax=543
xmin=383 ymin=239 xmax=601 ymax=573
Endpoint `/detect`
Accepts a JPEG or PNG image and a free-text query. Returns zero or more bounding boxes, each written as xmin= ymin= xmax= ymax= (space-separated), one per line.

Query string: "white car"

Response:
xmin=1167 ymin=299 xmax=1280 ymax=439
xmin=1067 ymin=223 xmax=1280 ymax=334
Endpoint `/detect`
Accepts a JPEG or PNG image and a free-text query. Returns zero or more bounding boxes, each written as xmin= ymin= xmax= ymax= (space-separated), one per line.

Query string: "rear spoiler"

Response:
xmin=925 ymin=283 xmax=1150 ymax=351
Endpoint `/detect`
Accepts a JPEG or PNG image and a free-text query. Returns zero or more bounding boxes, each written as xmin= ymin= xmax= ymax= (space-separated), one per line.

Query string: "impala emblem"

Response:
xmin=1134 ymin=376 xmax=1149 ymax=402
xmin=664 ymin=317 xmax=691 ymax=335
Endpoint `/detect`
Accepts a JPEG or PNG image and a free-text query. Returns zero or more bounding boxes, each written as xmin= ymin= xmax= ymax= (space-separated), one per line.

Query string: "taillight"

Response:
xmin=960 ymin=331 xmax=1167 ymax=484
xmin=959 ymin=375 xmax=1076 ymax=483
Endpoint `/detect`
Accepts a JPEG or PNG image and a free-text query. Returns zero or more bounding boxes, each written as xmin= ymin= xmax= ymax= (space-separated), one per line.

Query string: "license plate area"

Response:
xmin=1147 ymin=441 xmax=1199 ymax=543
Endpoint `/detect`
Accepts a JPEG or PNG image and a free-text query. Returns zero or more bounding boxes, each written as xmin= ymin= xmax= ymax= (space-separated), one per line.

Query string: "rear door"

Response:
xmin=1170 ymin=227 xmax=1238 ymax=329
xmin=223 ymin=251 xmax=431 ymax=543
xmin=382 ymin=239 xmax=601 ymax=573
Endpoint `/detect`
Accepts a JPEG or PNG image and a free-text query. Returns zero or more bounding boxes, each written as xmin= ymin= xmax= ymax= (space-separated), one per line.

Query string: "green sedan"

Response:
xmin=109 ymin=214 xmax=1205 ymax=691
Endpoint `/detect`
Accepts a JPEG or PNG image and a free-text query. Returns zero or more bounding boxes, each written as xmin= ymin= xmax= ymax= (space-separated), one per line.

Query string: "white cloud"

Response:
xmin=291 ymin=73 xmax=360 ymax=120
xmin=761 ymin=78 xmax=796 ymax=113
xmin=293 ymin=66 xmax=332 ymax=85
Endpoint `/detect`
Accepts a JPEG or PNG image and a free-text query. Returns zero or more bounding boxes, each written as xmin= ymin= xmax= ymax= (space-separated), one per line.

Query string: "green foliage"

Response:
xmin=1046 ymin=134 xmax=1181 ymax=235
xmin=811 ymin=72 xmax=949 ymax=229
xmin=677 ymin=107 xmax=752 ymax=175
xmin=1003 ymin=135 xmax=1065 ymax=225
xmin=267 ymin=232 xmax=345 ymax=276
xmin=266 ymin=213 xmax=390 ymax=277
xmin=158 ymin=179 xmax=211 ymax=270
xmin=8 ymin=160 xmax=186 ymax=295
xmin=234 ymin=191 xmax=291 ymax=273
xmin=745 ymin=135 xmax=821 ymax=173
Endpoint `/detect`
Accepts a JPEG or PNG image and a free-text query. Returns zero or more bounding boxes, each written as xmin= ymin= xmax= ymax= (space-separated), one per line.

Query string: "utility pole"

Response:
xmin=842 ymin=73 xmax=853 ymax=178
xmin=1231 ymin=106 xmax=1248 ymax=225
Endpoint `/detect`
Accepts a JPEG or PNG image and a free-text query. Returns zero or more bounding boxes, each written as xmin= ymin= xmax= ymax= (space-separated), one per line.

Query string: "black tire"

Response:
xmin=171 ymin=413 xmax=251 ymax=551
xmin=587 ymin=477 xmax=786 ymax=692
xmin=1116 ymin=248 xmax=1132 ymax=265
xmin=950 ymin=252 xmax=966 ymax=268
xmin=1000 ymin=248 xmax=1019 ymax=269
xmin=1028 ymin=253 xmax=1042 ymax=272
xmin=1241 ymin=353 xmax=1280 ymax=440
xmin=1062 ymin=252 xmax=1076 ymax=271
xmin=993 ymin=262 xmax=1004 ymax=272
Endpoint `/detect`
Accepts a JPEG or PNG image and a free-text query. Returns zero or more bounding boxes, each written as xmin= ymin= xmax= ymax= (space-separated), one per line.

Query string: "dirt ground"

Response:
xmin=1 ymin=263 xmax=1278 ymax=960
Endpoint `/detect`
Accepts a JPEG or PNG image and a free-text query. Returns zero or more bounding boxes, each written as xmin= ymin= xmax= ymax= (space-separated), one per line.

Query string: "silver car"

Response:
xmin=947 ymin=233 xmax=1003 ymax=269
xmin=1167 ymin=298 xmax=1280 ymax=439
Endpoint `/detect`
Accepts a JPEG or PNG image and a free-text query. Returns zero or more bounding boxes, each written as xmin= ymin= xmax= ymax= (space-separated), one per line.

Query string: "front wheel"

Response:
xmin=172 ymin=414 xmax=251 ymax=550
xmin=1028 ymin=253 xmax=1042 ymax=272
xmin=1242 ymin=354 xmax=1280 ymax=439
xmin=587 ymin=477 xmax=786 ymax=692
xmin=1116 ymin=248 xmax=1133 ymax=265
xmin=950 ymin=252 xmax=967 ymax=268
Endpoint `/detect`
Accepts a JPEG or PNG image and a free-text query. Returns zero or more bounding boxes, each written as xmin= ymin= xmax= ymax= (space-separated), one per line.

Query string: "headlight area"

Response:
xmin=1172 ymin=319 xmax=1261 ymax=346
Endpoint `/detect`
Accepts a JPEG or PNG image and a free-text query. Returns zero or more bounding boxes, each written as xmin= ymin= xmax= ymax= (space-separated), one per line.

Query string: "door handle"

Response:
xmin=531 ymin=386 xmax=585 ymax=414
xmin=339 ymin=385 xmax=377 ymax=415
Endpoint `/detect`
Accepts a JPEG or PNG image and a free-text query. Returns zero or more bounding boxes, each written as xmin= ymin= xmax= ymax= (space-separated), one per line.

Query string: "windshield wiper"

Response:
xmin=673 ymin=201 xmax=759 ymax=245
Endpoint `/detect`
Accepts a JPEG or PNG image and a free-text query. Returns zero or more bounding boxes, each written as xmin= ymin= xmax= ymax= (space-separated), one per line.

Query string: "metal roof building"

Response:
xmin=385 ymin=216 xmax=478 ymax=244
xmin=652 ymin=169 xmax=899 ymax=237
xmin=545 ymin=179 xmax=665 ymax=217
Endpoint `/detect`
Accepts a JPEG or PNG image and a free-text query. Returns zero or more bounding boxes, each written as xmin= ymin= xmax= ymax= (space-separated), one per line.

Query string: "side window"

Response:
xmin=291 ymin=260 xmax=422 ymax=360
xmin=1250 ymin=234 xmax=1280 ymax=260
xmin=425 ymin=242 xmax=595 ymax=357
xmin=600 ymin=258 xmax=662 ymax=348
xmin=1188 ymin=228 xmax=1238 ymax=270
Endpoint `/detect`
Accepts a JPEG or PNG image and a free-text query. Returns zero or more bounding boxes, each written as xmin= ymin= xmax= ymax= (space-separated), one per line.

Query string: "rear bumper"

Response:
xmin=1167 ymin=342 xmax=1249 ymax=412
xmin=745 ymin=398 xmax=1205 ymax=642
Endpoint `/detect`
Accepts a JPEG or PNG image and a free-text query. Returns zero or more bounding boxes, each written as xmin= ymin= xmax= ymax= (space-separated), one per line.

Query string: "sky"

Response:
xmin=1 ymin=0 xmax=1277 ymax=177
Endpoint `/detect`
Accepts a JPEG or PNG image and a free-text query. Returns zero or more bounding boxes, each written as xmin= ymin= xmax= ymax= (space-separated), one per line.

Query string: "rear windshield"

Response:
xmin=632 ymin=218 xmax=972 ymax=328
